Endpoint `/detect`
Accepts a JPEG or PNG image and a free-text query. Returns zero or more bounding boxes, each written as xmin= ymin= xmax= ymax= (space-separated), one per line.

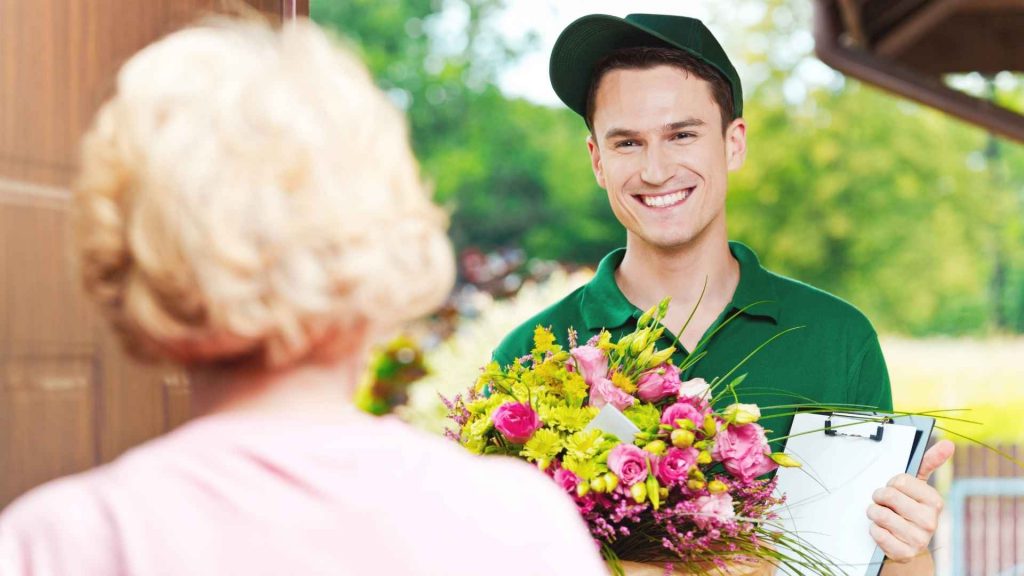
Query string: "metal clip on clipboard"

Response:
xmin=823 ymin=412 xmax=893 ymax=442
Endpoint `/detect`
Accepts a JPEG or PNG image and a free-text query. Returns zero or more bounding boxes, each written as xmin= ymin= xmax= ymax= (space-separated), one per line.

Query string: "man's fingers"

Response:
xmin=873 ymin=484 xmax=939 ymax=533
xmin=886 ymin=473 xmax=944 ymax=510
xmin=916 ymin=440 xmax=954 ymax=481
xmin=868 ymin=523 xmax=916 ymax=563
xmin=867 ymin=504 xmax=930 ymax=552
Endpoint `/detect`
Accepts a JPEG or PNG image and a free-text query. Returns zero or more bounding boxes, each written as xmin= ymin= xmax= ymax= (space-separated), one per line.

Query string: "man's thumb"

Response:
xmin=917 ymin=439 xmax=955 ymax=481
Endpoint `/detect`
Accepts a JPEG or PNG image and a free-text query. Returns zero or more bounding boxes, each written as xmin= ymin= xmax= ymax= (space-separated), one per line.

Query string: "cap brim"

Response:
xmin=549 ymin=15 xmax=686 ymax=119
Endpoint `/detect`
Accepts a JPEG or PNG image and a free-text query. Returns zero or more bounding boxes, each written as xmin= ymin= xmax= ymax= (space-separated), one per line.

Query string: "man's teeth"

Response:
xmin=642 ymin=189 xmax=691 ymax=208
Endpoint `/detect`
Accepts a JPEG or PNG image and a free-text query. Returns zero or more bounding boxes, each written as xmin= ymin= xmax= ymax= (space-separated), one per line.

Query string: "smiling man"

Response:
xmin=491 ymin=13 xmax=953 ymax=575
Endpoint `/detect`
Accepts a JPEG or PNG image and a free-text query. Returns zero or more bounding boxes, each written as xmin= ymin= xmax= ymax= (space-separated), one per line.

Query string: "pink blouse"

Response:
xmin=0 ymin=412 xmax=607 ymax=575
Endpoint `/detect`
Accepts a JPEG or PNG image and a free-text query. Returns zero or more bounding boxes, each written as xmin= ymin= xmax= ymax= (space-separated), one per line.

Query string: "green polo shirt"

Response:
xmin=492 ymin=242 xmax=892 ymax=445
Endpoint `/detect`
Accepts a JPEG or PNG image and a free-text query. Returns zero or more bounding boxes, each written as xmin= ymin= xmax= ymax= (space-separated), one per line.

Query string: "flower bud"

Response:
xmin=637 ymin=306 xmax=655 ymax=329
xmin=675 ymin=418 xmax=696 ymax=430
xmin=631 ymin=481 xmax=648 ymax=503
xmin=689 ymin=468 xmax=706 ymax=481
xmin=636 ymin=344 xmax=655 ymax=369
xmin=703 ymin=414 xmax=717 ymax=437
xmin=590 ymin=476 xmax=607 ymax=494
xmin=687 ymin=479 xmax=706 ymax=491
xmin=647 ymin=347 xmax=675 ymax=367
xmin=724 ymin=403 xmax=761 ymax=425
xmin=630 ymin=329 xmax=650 ymax=355
xmin=671 ymin=429 xmax=695 ymax=449
xmin=771 ymin=453 xmax=802 ymax=468
xmin=657 ymin=298 xmax=670 ymax=317
xmin=576 ymin=482 xmax=590 ymax=498
xmin=708 ymin=479 xmax=729 ymax=494
xmin=616 ymin=334 xmax=633 ymax=356
xmin=659 ymin=487 xmax=669 ymax=499
xmin=644 ymin=440 xmax=667 ymax=455
xmin=603 ymin=473 xmax=620 ymax=492
xmin=697 ymin=450 xmax=712 ymax=465
xmin=646 ymin=474 xmax=661 ymax=510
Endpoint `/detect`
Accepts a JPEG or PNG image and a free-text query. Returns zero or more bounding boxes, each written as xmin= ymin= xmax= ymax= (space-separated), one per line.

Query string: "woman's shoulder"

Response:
xmin=0 ymin=468 xmax=119 ymax=574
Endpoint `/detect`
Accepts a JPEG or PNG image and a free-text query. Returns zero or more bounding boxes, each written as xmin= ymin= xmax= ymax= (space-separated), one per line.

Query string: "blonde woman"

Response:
xmin=0 ymin=19 xmax=607 ymax=576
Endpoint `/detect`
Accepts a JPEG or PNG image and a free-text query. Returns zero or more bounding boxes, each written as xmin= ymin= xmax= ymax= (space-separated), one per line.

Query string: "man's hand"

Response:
xmin=868 ymin=440 xmax=954 ymax=566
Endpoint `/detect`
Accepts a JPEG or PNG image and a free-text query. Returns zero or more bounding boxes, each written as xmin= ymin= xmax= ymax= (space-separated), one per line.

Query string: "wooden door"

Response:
xmin=0 ymin=0 xmax=307 ymax=508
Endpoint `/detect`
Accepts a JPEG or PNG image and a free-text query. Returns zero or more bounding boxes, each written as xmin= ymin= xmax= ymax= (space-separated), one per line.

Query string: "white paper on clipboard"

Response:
xmin=774 ymin=413 xmax=918 ymax=576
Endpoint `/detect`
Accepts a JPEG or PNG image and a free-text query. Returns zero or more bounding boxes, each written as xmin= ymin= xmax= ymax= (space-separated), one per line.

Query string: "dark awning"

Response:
xmin=813 ymin=0 xmax=1024 ymax=142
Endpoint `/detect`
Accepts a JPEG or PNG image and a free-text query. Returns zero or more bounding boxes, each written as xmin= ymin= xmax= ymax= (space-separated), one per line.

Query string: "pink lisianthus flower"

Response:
xmin=589 ymin=378 xmax=635 ymax=411
xmin=607 ymin=444 xmax=650 ymax=487
xmin=660 ymin=401 xmax=708 ymax=429
xmin=570 ymin=345 xmax=608 ymax=387
xmin=694 ymin=492 xmax=736 ymax=529
xmin=552 ymin=467 xmax=580 ymax=495
xmin=654 ymin=447 xmax=698 ymax=486
xmin=713 ymin=422 xmax=779 ymax=482
xmin=636 ymin=364 xmax=682 ymax=402
xmin=492 ymin=402 xmax=542 ymax=444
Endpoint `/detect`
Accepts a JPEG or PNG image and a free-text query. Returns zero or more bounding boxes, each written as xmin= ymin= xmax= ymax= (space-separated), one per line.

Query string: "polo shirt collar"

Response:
xmin=581 ymin=242 xmax=779 ymax=332
xmin=729 ymin=241 xmax=780 ymax=323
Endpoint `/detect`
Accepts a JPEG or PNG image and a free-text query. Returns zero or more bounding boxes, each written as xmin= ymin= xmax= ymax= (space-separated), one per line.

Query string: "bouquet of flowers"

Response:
xmin=444 ymin=299 xmax=839 ymax=575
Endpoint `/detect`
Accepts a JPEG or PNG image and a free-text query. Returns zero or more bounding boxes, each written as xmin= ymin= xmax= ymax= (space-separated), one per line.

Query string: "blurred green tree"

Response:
xmin=311 ymin=0 xmax=1024 ymax=335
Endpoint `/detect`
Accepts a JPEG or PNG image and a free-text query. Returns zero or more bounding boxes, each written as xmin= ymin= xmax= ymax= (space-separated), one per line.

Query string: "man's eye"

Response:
xmin=615 ymin=140 xmax=639 ymax=149
xmin=673 ymin=132 xmax=695 ymax=141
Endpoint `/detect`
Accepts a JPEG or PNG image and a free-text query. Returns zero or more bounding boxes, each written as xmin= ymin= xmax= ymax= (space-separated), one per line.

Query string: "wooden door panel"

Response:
xmin=0 ymin=184 xmax=94 ymax=354
xmin=0 ymin=0 xmax=290 ymax=187
xmin=0 ymin=0 xmax=303 ymax=508
xmin=0 ymin=354 xmax=95 ymax=505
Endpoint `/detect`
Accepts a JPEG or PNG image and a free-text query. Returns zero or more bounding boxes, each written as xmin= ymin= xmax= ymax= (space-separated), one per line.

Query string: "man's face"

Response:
xmin=587 ymin=65 xmax=746 ymax=253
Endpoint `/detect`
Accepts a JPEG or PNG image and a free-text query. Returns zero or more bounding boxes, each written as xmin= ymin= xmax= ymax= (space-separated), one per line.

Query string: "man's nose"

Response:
xmin=640 ymin=143 xmax=673 ymax=186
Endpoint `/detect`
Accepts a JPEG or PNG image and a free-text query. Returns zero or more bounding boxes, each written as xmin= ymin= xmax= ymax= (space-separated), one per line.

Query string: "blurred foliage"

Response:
xmin=355 ymin=335 xmax=429 ymax=415
xmin=311 ymin=0 xmax=1024 ymax=336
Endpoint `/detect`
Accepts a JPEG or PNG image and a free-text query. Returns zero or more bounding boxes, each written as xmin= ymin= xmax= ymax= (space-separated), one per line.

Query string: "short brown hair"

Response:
xmin=585 ymin=46 xmax=736 ymax=134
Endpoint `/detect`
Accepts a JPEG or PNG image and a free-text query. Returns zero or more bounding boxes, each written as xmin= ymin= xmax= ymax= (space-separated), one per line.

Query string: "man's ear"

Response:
xmin=587 ymin=134 xmax=606 ymax=188
xmin=725 ymin=117 xmax=747 ymax=171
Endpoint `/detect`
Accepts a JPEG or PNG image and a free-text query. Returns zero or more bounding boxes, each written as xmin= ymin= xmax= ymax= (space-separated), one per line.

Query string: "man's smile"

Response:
xmin=635 ymin=187 xmax=695 ymax=209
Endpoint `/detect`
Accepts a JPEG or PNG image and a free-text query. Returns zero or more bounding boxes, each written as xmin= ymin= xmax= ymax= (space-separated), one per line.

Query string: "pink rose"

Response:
xmin=713 ymin=423 xmax=778 ymax=482
xmin=589 ymin=377 xmax=635 ymax=411
xmin=607 ymin=444 xmax=650 ymax=487
xmin=570 ymin=345 xmax=609 ymax=387
xmin=636 ymin=364 xmax=682 ymax=402
xmin=694 ymin=492 xmax=736 ymax=529
xmin=654 ymin=447 xmax=698 ymax=486
xmin=660 ymin=401 xmax=707 ymax=429
xmin=678 ymin=377 xmax=711 ymax=402
xmin=492 ymin=402 xmax=541 ymax=444
xmin=552 ymin=467 xmax=580 ymax=494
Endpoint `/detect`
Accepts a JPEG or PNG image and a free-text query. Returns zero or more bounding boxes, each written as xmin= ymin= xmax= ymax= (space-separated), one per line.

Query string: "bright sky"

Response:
xmin=493 ymin=1 xmax=714 ymax=106
xmin=426 ymin=0 xmax=839 ymax=108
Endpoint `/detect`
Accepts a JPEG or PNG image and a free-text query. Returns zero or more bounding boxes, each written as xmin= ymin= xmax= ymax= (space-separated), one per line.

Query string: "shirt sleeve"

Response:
xmin=847 ymin=331 xmax=893 ymax=412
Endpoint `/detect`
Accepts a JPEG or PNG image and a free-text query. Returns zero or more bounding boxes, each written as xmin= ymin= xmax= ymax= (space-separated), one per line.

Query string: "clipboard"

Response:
xmin=773 ymin=411 xmax=935 ymax=576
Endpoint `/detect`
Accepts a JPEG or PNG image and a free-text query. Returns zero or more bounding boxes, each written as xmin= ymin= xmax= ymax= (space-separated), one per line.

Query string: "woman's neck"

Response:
xmin=187 ymin=357 xmax=364 ymax=422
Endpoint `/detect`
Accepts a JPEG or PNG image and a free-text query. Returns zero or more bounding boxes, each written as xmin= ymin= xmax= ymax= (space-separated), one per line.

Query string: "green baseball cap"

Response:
xmin=549 ymin=13 xmax=743 ymax=121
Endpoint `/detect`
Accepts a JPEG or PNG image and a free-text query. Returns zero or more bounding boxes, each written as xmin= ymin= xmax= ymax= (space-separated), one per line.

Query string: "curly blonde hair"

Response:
xmin=75 ymin=19 xmax=455 ymax=368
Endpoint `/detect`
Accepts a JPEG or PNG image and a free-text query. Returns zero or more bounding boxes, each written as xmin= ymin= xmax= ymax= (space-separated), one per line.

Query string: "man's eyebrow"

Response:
xmin=603 ymin=127 xmax=640 ymax=141
xmin=665 ymin=119 xmax=706 ymax=131
xmin=603 ymin=119 xmax=707 ymax=141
